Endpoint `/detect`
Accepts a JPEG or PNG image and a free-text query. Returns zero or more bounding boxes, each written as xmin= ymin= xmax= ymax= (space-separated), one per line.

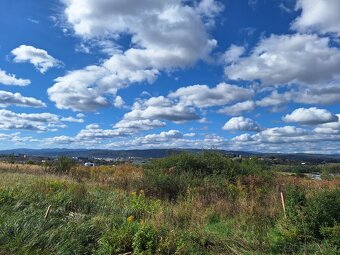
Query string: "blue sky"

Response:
xmin=1 ymin=0 xmax=340 ymax=153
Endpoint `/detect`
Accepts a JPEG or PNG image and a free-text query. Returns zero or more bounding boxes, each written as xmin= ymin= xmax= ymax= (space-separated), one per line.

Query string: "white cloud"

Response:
xmin=218 ymin=100 xmax=255 ymax=116
xmin=11 ymin=45 xmax=62 ymax=73
xmin=49 ymin=0 xmax=219 ymax=111
xmin=292 ymin=0 xmax=340 ymax=36
xmin=184 ymin=132 xmax=196 ymax=137
xmin=223 ymin=116 xmax=261 ymax=131
xmin=223 ymin=44 xmax=245 ymax=64
xmin=283 ymin=107 xmax=338 ymax=125
xmin=114 ymin=119 xmax=165 ymax=131
xmin=195 ymin=0 xmax=224 ymax=18
xmin=0 ymin=132 xmax=38 ymax=145
xmin=60 ymin=116 xmax=84 ymax=123
xmin=232 ymin=126 xmax=310 ymax=144
xmin=256 ymin=84 xmax=340 ymax=110
xmin=169 ymin=83 xmax=253 ymax=108
xmin=114 ymin=96 xmax=126 ymax=108
xmin=47 ymin=66 xmax=110 ymax=112
xmin=0 ymin=69 xmax=30 ymax=86
xmin=106 ymin=131 xmax=227 ymax=149
xmin=121 ymin=96 xmax=199 ymax=123
xmin=0 ymin=91 xmax=46 ymax=108
xmin=232 ymin=133 xmax=254 ymax=142
xmin=256 ymin=91 xmax=291 ymax=108
xmin=0 ymin=109 xmax=87 ymax=131
xmin=230 ymin=125 xmax=340 ymax=154
xmin=76 ymin=125 xmax=131 ymax=139
xmin=225 ymin=34 xmax=340 ymax=86
xmin=314 ymin=114 xmax=340 ymax=134
xmin=259 ymin=126 xmax=308 ymax=139
xmin=0 ymin=110 xmax=66 ymax=131
xmin=294 ymin=85 xmax=340 ymax=105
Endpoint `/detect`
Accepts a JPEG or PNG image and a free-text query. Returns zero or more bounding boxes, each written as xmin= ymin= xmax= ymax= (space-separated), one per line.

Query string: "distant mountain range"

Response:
xmin=0 ymin=148 xmax=340 ymax=162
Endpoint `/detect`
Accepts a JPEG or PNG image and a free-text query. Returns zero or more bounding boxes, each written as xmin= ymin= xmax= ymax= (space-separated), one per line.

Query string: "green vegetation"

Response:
xmin=0 ymin=152 xmax=339 ymax=254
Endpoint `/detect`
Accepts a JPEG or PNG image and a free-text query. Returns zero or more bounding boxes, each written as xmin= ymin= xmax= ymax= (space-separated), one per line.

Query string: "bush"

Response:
xmin=142 ymin=152 xmax=269 ymax=200
xmin=271 ymin=188 xmax=340 ymax=253
xmin=142 ymin=169 xmax=195 ymax=200
xmin=96 ymin=223 xmax=138 ymax=255
xmin=132 ymin=224 xmax=158 ymax=255
xmin=147 ymin=152 xmax=266 ymax=179
xmin=52 ymin=156 xmax=75 ymax=175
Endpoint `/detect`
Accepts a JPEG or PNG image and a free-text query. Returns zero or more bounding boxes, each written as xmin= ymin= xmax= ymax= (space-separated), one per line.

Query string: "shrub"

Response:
xmin=52 ymin=156 xmax=75 ymax=175
xmin=96 ymin=223 xmax=138 ymax=255
xmin=303 ymin=190 xmax=340 ymax=239
xmin=271 ymin=188 xmax=340 ymax=253
xmin=142 ymin=152 xmax=270 ymax=200
xmin=132 ymin=224 xmax=158 ymax=255
xmin=142 ymin=169 xmax=195 ymax=200
xmin=146 ymin=151 xmax=267 ymax=179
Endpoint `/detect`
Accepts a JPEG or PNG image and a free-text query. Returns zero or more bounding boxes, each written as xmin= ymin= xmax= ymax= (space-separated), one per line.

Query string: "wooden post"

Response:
xmin=280 ymin=191 xmax=286 ymax=218
xmin=44 ymin=205 xmax=52 ymax=220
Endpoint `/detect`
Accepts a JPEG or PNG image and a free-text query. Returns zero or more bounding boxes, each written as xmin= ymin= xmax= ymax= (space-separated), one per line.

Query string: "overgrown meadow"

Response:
xmin=0 ymin=152 xmax=339 ymax=254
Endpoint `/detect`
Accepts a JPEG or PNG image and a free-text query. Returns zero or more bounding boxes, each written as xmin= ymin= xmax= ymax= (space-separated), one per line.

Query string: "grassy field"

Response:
xmin=0 ymin=152 xmax=339 ymax=254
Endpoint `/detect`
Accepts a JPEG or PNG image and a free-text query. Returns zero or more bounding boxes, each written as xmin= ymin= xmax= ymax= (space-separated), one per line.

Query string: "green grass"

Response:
xmin=0 ymin=152 xmax=339 ymax=254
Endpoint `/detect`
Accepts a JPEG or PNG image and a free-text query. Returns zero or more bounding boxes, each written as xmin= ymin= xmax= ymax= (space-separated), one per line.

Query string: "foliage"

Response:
xmin=270 ymin=188 xmax=340 ymax=253
xmin=132 ymin=224 xmax=158 ymax=254
xmin=51 ymin=156 xmax=75 ymax=175
xmin=0 ymin=152 xmax=339 ymax=254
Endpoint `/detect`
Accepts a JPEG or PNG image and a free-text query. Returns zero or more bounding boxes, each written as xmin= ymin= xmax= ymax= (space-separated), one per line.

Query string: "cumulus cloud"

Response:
xmin=0 ymin=91 xmax=46 ymax=108
xmin=11 ymin=45 xmax=62 ymax=73
xmin=134 ymin=129 xmax=184 ymax=146
xmin=60 ymin=116 xmax=84 ymax=123
xmin=47 ymin=66 xmax=110 ymax=112
xmin=169 ymin=83 xmax=253 ymax=108
xmin=114 ymin=119 xmax=165 ymax=131
xmin=46 ymin=122 xmax=164 ymax=146
xmin=222 ymin=44 xmax=245 ymax=64
xmin=0 ymin=109 xmax=87 ymax=131
xmin=0 ymin=69 xmax=30 ymax=86
xmin=225 ymin=34 xmax=340 ymax=86
xmin=218 ymin=100 xmax=255 ymax=116
xmin=256 ymin=91 xmax=291 ymax=108
xmin=114 ymin=96 xmax=126 ymax=108
xmin=232 ymin=133 xmax=254 ymax=142
xmin=232 ymin=126 xmax=309 ymax=144
xmin=283 ymin=107 xmax=338 ymax=125
xmin=230 ymin=125 xmax=340 ymax=154
xmin=292 ymin=0 xmax=340 ymax=36
xmin=294 ymin=85 xmax=340 ymax=105
xmin=314 ymin=114 xmax=340 ymax=134
xmin=121 ymin=96 xmax=199 ymax=123
xmin=0 ymin=132 xmax=38 ymax=145
xmin=223 ymin=116 xmax=261 ymax=131
xmin=48 ymin=0 xmax=220 ymax=111
xmin=76 ymin=125 xmax=131 ymax=139
xmin=106 ymin=131 xmax=227 ymax=149
xmin=256 ymin=84 xmax=340 ymax=111
xmin=195 ymin=0 xmax=224 ymax=18
xmin=0 ymin=110 xmax=63 ymax=131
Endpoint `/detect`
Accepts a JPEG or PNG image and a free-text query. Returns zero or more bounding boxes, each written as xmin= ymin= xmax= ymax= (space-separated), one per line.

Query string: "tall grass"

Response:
xmin=0 ymin=152 xmax=339 ymax=254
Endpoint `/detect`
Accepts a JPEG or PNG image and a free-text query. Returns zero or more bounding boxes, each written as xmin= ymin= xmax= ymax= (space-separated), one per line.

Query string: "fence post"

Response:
xmin=44 ymin=205 xmax=52 ymax=220
xmin=279 ymin=185 xmax=287 ymax=218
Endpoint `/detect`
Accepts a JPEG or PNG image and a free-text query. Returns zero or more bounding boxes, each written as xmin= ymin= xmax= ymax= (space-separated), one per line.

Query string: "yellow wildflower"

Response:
xmin=127 ymin=215 xmax=134 ymax=223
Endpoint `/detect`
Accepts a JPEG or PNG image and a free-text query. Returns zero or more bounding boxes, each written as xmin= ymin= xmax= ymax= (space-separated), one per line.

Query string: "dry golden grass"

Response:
xmin=277 ymin=174 xmax=340 ymax=191
xmin=70 ymin=164 xmax=144 ymax=191
xmin=0 ymin=162 xmax=45 ymax=174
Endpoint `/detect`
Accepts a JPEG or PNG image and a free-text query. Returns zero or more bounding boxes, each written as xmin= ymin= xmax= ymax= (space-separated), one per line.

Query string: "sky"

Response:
xmin=0 ymin=0 xmax=340 ymax=153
